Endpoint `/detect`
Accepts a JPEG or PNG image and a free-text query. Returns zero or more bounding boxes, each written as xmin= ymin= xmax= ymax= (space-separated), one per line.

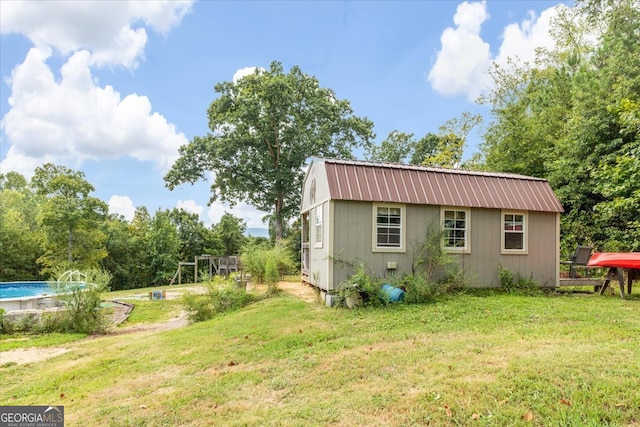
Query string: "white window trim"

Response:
xmin=501 ymin=211 xmax=528 ymax=254
xmin=372 ymin=203 xmax=406 ymax=253
xmin=314 ymin=204 xmax=323 ymax=248
xmin=441 ymin=207 xmax=471 ymax=254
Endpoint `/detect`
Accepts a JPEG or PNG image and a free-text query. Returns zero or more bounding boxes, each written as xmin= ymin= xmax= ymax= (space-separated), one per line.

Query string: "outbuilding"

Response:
xmin=300 ymin=158 xmax=564 ymax=301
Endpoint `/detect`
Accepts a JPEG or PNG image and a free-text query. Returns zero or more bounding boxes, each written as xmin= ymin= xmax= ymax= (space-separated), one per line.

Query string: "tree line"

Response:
xmin=0 ymin=165 xmax=291 ymax=289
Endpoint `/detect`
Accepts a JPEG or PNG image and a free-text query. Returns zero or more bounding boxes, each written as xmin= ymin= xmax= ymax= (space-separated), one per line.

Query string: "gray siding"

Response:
xmin=329 ymin=201 xmax=559 ymax=289
xmin=301 ymin=162 xmax=333 ymax=291
xmin=301 ymin=162 xmax=330 ymax=213
xmin=308 ymin=201 xmax=331 ymax=290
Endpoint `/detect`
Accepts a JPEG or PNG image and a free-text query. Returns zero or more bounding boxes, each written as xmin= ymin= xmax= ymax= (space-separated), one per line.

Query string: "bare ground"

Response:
xmin=0 ymin=280 xmax=318 ymax=365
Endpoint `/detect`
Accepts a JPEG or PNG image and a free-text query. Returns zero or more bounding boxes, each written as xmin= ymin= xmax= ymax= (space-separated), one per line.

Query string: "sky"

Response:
xmin=0 ymin=0 xmax=567 ymax=229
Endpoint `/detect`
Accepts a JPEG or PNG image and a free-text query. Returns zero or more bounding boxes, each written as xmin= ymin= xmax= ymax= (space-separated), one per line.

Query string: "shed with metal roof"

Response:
xmin=301 ymin=158 xmax=564 ymax=302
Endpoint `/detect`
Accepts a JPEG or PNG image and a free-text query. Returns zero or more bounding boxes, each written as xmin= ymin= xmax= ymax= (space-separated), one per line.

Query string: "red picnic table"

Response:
xmin=587 ymin=252 xmax=640 ymax=299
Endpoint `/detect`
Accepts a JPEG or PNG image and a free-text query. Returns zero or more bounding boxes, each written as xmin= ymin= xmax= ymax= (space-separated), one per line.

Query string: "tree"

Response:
xmin=366 ymin=131 xmax=415 ymax=163
xmin=410 ymin=134 xmax=441 ymax=166
xmin=31 ymin=164 xmax=108 ymax=272
xmin=100 ymin=214 xmax=141 ymax=290
xmin=423 ymin=112 xmax=482 ymax=168
xmin=212 ymin=212 xmax=247 ymax=256
xmin=146 ymin=209 xmax=180 ymax=285
xmin=0 ymin=175 xmax=43 ymax=281
xmin=128 ymin=207 xmax=154 ymax=287
xmin=365 ymin=131 xmax=442 ymax=166
xmin=0 ymin=171 xmax=29 ymax=191
xmin=479 ymin=0 xmax=640 ymax=251
xmin=165 ymin=61 xmax=374 ymax=241
xmin=169 ymin=208 xmax=217 ymax=261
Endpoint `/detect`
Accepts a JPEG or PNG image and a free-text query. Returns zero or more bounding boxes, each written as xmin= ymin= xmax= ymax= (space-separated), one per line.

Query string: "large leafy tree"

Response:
xmin=366 ymin=131 xmax=417 ymax=164
xmin=0 ymin=172 xmax=43 ymax=281
xmin=146 ymin=210 xmax=180 ymax=285
xmin=165 ymin=61 xmax=374 ymax=241
xmin=31 ymin=164 xmax=108 ymax=271
xmin=365 ymin=131 xmax=442 ymax=166
xmin=100 ymin=214 xmax=142 ymax=290
xmin=479 ymin=0 xmax=639 ymax=251
xmin=212 ymin=212 xmax=247 ymax=256
xmin=423 ymin=112 xmax=482 ymax=168
xmin=169 ymin=208 xmax=217 ymax=261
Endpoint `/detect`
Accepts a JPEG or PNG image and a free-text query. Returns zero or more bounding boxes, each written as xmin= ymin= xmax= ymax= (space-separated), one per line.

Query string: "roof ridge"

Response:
xmin=316 ymin=157 xmax=547 ymax=182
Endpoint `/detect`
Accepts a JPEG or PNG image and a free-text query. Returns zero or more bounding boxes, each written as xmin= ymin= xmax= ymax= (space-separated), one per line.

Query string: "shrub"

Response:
xmin=498 ymin=264 xmax=515 ymax=289
xmin=182 ymin=280 xmax=258 ymax=323
xmin=58 ymin=282 xmax=108 ymax=334
xmin=242 ymin=243 xmax=296 ymax=284
xmin=400 ymin=275 xmax=438 ymax=304
xmin=498 ymin=264 xmax=542 ymax=296
xmin=50 ymin=268 xmax=111 ymax=334
xmin=0 ymin=309 xmax=14 ymax=334
xmin=264 ymin=258 xmax=280 ymax=293
xmin=337 ymin=262 xmax=386 ymax=308
xmin=411 ymin=226 xmax=455 ymax=282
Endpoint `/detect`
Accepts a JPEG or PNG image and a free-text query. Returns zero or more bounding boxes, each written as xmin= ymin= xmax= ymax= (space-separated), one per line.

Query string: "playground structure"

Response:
xmin=170 ymin=255 xmax=240 ymax=285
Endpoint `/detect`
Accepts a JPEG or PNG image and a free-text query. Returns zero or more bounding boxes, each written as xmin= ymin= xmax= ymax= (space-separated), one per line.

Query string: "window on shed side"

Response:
xmin=315 ymin=205 xmax=323 ymax=247
xmin=375 ymin=205 xmax=402 ymax=249
xmin=442 ymin=208 xmax=470 ymax=252
xmin=502 ymin=212 xmax=527 ymax=253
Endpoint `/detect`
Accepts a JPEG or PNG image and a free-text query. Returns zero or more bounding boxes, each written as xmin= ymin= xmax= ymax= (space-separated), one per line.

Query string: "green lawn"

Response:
xmin=1 ymin=289 xmax=639 ymax=426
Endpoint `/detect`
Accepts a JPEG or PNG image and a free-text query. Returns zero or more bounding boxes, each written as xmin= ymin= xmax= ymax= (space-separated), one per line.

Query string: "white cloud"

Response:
xmin=108 ymin=195 xmax=136 ymax=221
xmin=495 ymin=6 xmax=563 ymax=66
xmin=0 ymin=0 xmax=194 ymax=69
xmin=206 ymin=201 xmax=268 ymax=229
xmin=428 ymin=1 xmax=492 ymax=101
xmin=232 ymin=67 xmax=264 ymax=84
xmin=0 ymin=47 xmax=187 ymax=174
xmin=176 ymin=199 xmax=203 ymax=216
xmin=428 ymin=1 xmax=565 ymax=101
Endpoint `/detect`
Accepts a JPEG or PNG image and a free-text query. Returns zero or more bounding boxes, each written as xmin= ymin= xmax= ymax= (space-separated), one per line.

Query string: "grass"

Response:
xmin=1 ymin=288 xmax=639 ymax=426
xmin=0 ymin=332 xmax=86 ymax=351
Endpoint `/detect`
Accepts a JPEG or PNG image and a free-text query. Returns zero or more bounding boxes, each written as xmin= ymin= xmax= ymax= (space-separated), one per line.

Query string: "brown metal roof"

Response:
xmin=321 ymin=158 xmax=564 ymax=213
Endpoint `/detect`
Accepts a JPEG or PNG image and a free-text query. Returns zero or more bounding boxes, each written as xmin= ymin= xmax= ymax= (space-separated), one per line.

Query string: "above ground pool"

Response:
xmin=0 ymin=282 xmax=56 ymax=299
xmin=0 ymin=281 xmax=84 ymax=311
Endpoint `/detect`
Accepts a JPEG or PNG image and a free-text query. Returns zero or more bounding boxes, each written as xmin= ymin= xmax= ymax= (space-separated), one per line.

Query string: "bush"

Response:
xmin=47 ymin=268 xmax=111 ymax=334
xmin=58 ymin=282 xmax=108 ymax=334
xmin=411 ymin=226 xmax=455 ymax=282
xmin=241 ymin=243 xmax=296 ymax=284
xmin=264 ymin=258 xmax=280 ymax=293
xmin=0 ymin=309 xmax=14 ymax=334
xmin=337 ymin=263 xmax=387 ymax=308
xmin=182 ymin=280 xmax=258 ymax=323
xmin=498 ymin=264 xmax=542 ymax=296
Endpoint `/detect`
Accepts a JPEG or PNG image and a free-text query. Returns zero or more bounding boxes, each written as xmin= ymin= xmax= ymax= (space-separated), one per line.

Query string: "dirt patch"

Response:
xmin=277 ymin=281 xmax=319 ymax=303
xmin=110 ymin=311 xmax=189 ymax=335
xmin=1 ymin=347 xmax=71 ymax=366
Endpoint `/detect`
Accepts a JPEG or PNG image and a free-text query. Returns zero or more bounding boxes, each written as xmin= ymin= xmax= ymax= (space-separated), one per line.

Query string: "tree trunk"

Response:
xmin=68 ymin=225 xmax=73 ymax=262
xmin=274 ymin=195 xmax=284 ymax=242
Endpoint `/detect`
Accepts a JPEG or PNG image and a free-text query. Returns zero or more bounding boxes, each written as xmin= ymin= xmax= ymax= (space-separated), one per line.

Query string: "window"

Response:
xmin=373 ymin=204 xmax=405 ymax=251
xmin=442 ymin=208 xmax=470 ymax=252
xmin=503 ymin=212 xmax=527 ymax=253
xmin=315 ymin=205 xmax=322 ymax=247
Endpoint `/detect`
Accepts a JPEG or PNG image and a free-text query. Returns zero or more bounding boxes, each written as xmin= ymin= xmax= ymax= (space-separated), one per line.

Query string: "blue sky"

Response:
xmin=0 ymin=0 xmax=566 ymax=228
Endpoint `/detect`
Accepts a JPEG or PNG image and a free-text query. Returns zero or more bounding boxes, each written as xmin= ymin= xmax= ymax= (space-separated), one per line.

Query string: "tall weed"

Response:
xmin=241 ymin=243 xmax=295 ymax=284
xmin=182 ymin=280 xmax=258 ymax=323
